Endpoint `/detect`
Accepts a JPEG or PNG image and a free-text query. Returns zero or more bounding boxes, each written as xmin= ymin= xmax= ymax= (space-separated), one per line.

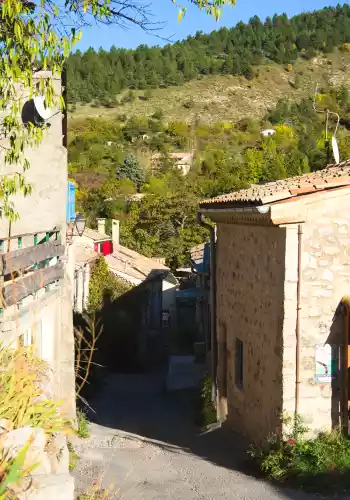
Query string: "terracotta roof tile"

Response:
xmin=200 ymin=160 xmax=350 ymax=207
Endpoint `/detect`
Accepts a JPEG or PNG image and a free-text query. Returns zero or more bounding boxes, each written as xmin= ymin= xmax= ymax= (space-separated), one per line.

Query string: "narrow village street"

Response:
xmin=72 ymin=368 xmax=322 ymax=500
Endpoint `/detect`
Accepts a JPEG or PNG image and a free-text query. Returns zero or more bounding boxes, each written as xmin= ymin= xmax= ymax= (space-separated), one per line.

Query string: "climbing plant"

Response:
xmin=87 ymin=255 xmax=130 ymax=313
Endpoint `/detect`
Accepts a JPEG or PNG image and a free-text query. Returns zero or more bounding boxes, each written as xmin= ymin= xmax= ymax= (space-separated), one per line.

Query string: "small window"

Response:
xmin=235 ymin=338 xmax=243 ymax=390
xmin=20 ymin=330 xmax=32 ymax=347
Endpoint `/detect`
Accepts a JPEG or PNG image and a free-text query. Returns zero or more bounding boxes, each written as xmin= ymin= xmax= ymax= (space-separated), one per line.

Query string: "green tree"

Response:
xmin=116 ymin=155 xmax=146 ymax=190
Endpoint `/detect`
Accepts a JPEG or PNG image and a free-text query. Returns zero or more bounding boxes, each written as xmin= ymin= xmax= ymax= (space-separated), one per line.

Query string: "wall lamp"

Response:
xmin=67 ymin=212 xmax=87 ymax=242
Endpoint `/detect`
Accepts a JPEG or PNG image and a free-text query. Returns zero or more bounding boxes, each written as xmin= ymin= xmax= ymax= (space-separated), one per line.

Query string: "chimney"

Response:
xmin=112 ymin=219 xmax=120 ymax=251
xmin=97 ymin=218 xmax=106 ymax=235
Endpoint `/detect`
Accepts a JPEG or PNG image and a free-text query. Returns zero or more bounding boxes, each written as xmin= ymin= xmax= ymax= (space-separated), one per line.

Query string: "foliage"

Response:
xmin=87 ymin=255 xmax=131 ymax=313
xmin=249 ymin=414 xmax=350 ymax=493
xmin=67 ymin=440 xmax=80 ymax=471
xmin=196 ymin=375 xmax=217 ymax=429
xmin=67 ymin=5 xmax=350 ymax=104
xmin=70 ymin=84 xmax=350 ymax=266
xmin=0 ymin=0 xmax=235 ymax=223
xmin=0 ymin=344 xmax=67 ymax=433
xmin=0 ymin=438 xmax=39 ymax=499
xmin=116 ymin=154 xmax=145 ymax=190
xmin=76 ymin=410 xmax=90 ymax=439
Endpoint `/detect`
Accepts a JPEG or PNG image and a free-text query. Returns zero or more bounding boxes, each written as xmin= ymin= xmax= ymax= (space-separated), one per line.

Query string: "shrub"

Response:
xmin=67 ymin=441 xmax=80 ymax=471
xmin=152 ymin=109 xmax=164 ymax=120
xmin=0 ymin=344 xmax=67 ymax=433
xmin=0 ymin=439 xmax=39 ymax=499
xmin=76 ymin=410 xmax=90 ymax=439
xmin=183 ymin=99 xmax=195 ymax=109
xmin=249 ymin=414 xmax=350 ymax=493
xmin=195 ymin=375 xmax=217 ymax=429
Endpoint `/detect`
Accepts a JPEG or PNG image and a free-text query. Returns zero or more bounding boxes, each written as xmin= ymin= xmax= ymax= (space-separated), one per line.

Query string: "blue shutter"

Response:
xmin=67 ymin=181 xmax=76 ymax=222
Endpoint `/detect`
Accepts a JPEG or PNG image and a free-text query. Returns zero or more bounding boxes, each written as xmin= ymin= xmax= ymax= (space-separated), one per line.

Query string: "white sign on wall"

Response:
xmin=315 ymin=344 xmax=336 ymax=383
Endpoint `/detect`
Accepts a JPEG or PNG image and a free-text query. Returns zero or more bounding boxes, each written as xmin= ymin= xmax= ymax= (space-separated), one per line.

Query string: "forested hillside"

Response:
xmin=67 ymin=4 xmax=350 ymax=104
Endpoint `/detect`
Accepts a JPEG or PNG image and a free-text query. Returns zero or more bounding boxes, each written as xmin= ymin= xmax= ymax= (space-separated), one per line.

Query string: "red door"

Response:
xmin=101 ymin=240 xmax=112 ymax=256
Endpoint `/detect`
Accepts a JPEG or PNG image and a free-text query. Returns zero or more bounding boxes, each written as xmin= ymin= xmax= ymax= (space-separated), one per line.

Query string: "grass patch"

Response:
xmin=76 ymin=409 xmax=90 ymax=438
xmin=195 ymin=375 xmax=217 ymax=429
xmin=249 ymin=414 xmax=350 ymax=494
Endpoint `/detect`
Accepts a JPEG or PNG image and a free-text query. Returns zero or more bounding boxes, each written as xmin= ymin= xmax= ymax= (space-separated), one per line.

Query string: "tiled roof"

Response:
xmin=83 ymin=227 xmax=110 ymax=241
xmin=75 ymin=244 xmax=99 ymax=266
xmin=106 ymin=245 xmax=173 ymax=284
xmin=190 ymin=243 xmax=205 ymax=264
xmin=199 ymin=160 xmax=350 ymax=208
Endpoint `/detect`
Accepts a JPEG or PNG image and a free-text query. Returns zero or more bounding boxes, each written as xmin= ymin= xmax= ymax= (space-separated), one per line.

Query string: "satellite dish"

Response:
xmin=33 ymin=95 xmax=54 ymax=120
xmin=332 ymin=136 xmax=340 ymax=164
xmin=261 ymin=129 xmax=276 ymax=137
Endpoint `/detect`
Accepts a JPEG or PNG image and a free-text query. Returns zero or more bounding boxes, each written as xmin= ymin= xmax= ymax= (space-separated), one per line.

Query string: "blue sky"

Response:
xmin=76 ymin=0 xmax=341 ymax=52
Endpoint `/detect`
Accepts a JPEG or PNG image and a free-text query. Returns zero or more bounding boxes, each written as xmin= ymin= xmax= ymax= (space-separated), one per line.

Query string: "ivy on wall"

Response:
xmin=87 ymin=255 xmax=131 ymax=313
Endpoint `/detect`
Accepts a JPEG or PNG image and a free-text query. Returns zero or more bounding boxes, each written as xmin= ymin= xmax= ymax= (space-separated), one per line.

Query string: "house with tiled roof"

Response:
xmin=199 ymin=160 xmax=350 ymax=443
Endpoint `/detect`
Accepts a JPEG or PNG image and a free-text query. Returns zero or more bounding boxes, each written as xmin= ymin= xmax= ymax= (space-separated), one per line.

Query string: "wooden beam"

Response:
xmin=2 ymin=240 xmax=64 ymax=275
xmin=2 ymin=262 xmax=64 ymax=306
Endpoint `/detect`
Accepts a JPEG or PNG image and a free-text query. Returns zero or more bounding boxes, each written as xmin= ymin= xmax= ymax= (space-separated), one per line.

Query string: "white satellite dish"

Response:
xmin=33 ymin=95 xmax=54 ymax=120
xmin=332 ymin=135 xmax=340 ymax=164
xmin=261 ymin=129 xmax=276 ymax=137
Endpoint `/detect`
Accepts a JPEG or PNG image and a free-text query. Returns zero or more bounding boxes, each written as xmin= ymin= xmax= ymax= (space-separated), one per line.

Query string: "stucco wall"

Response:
xmin=287 ymin=190 xmax=350 ymax=431
xmin=216 ymin=222 xmax=286 ymax=443
xmin=0 ymin=75 xmax=76 ymax=420
xmin=0 ymin=76 xmax=66 ymax=238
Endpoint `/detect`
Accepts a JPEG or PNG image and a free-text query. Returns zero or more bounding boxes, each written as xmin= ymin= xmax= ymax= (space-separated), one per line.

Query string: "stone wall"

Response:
xmin=287 ymin=191 xmax=350 ymax=431
xmin=216 ymin=222 xmax=286 ymax=443
xmin=2 ymin=427 xmax=74 ymax=499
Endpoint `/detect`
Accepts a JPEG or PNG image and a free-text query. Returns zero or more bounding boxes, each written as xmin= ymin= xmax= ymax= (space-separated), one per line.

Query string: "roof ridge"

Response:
xmin=200 ymin=160 xmax=350 ymax=207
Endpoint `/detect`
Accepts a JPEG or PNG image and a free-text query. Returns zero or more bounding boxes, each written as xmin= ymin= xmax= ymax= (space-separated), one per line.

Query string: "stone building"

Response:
xmin=199 ymin=161 xmax=350 ymax=444
xmin=0 ymin=73 xmax=76 ymax=421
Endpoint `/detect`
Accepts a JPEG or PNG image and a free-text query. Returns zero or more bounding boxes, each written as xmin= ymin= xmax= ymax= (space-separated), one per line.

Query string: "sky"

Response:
xmin=76 ymin=0 xmax=342 ymax=52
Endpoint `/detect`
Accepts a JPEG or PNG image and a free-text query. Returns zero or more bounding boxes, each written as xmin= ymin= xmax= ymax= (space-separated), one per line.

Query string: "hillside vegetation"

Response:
xmin=67 ymin=4 xmax=350 ymax=106
xmin=68 ymin=4 xmax=350 ymax=267
xmin=70 ymin=52 xmax=350 ymax=123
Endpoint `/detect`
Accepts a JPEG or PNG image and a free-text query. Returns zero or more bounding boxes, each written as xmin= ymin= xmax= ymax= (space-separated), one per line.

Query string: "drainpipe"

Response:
xmin=197 ymin=213 xmax=217 ymax=404
xmin=341 ymin=298 xmax=350 ymax=436
xmin=295 ymin=224 xmax=303 ymax=419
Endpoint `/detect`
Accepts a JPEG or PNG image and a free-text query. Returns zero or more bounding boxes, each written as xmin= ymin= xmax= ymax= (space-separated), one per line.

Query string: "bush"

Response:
xmin=67 ymin=441 xmax=80 ymax=471
xmin=0 ymin=344 xmax=67 ymax=433
xmin=183 ymin=99 xmax=195 ymax=109
xmin=152 ymin=109 xmax=164 ymax=120
xmin=195 ymin=375 xmax=217 ymax=429
xmin=249 ymin=414 xmax=350 ymax=493
xmin=76 ymin=410 xmax=90 ymax=438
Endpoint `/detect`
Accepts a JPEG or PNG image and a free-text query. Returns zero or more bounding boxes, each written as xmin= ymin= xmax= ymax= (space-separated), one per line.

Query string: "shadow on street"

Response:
xmin=81 ymin=366 xmax=328 ymax=500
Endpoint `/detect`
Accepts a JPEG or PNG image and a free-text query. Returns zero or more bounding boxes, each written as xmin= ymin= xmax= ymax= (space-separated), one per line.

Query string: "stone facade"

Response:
xmin=216 ymin=222 xmax=286 ymax=443
xmin=282 ymin=190 xmax=350 ymax=431
xmin=208 ymin=186 xmax=350 ymax=444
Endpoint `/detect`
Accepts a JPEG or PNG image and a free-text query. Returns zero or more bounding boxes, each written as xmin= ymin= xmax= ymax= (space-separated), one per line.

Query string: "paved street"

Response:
xmin=72 ymin=369 xmax=323 ymax=500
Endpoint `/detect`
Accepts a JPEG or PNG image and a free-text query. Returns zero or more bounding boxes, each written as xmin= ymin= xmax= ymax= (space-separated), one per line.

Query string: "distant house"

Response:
xmin=152 ymin=152 xmax=194 ymax=175
xmin=73 ymin=243 xmax=99 ymax=313
xmin=176 ymin=243 xmax=210 ymax=350
xmin=106 ymin=220 xmax=177 ymax=328
xmin=79 ymin=218 xmax=113 ymax=256
xmin=199 ymin=160 xmax=350 ymax=444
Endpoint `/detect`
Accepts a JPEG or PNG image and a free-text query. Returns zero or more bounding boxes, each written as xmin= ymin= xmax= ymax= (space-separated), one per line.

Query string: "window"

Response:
xmin=235 ymin=338 xmax=243 ymax=390
xmin=20 ymin=329 xmax=32 ymax=347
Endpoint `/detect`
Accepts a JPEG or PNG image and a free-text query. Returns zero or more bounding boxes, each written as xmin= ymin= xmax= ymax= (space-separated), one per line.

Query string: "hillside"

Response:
xmin=67 ymin=4 xmax=350 ymax=106
xmin=70 ymin=52 xmax=350 ymax=124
